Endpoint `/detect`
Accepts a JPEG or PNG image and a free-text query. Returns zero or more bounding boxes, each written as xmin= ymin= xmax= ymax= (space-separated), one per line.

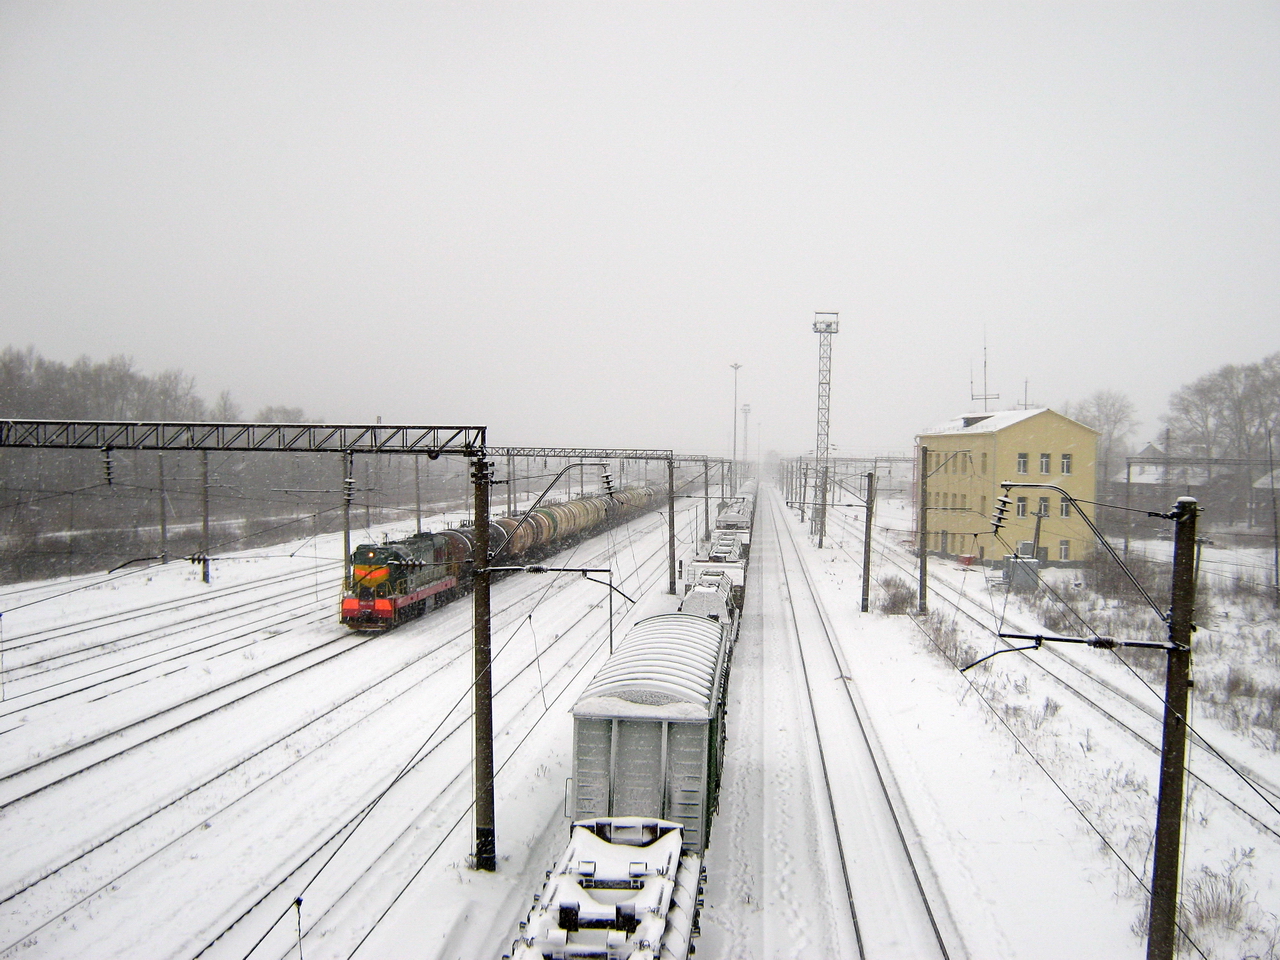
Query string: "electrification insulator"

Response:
xmin=601 ymin=471 xmax=615 ymax=495
xmin=102 ymin=449 xmax=114 ymax=486
xmin=992 ymin=495 xmax=1013 ymax=531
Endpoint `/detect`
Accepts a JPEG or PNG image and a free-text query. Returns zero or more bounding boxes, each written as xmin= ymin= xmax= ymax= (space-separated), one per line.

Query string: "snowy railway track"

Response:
xmin=823 ymin=506 xmax=1280 ymax=844
xmin=223 ymin=527 xmax=685 ymax=960
xmin=0 ymin=507 xmax=690 ymax=959
xmin=0 ymin=583 xmax=337 ymax=715
xmin=768 ymin=492 xmax=957 ymax=959
xmin=1 ymin=561 xmax=341 ymax=671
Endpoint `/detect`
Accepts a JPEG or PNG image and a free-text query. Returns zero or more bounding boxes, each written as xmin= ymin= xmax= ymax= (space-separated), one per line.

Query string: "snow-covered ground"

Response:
xmin=1 ymin=485 xmax=1277 ymax=959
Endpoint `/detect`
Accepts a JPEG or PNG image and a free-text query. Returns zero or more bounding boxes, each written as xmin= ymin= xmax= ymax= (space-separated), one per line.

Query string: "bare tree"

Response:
xmin=253 ymin=405 xmax=307 ymax=423
xmin=209 ymin=390 xmax=242 ymax=422
xmin=1063 ymin=389 xmax=1139 ymax=482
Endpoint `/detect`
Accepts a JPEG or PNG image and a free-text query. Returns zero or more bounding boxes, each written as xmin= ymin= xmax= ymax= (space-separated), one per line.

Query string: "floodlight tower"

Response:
xmin=812 ymin=312 xmax=839 ymax=547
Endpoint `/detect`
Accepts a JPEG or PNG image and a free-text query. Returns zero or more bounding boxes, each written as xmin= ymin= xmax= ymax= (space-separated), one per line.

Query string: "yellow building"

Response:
xmin=915 ymin=408 xmax=1098 ymax=564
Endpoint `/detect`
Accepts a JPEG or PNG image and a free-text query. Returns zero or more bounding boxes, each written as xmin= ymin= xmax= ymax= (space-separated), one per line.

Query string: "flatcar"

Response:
xmin=506 ymin=818 xmax=703 ymax=960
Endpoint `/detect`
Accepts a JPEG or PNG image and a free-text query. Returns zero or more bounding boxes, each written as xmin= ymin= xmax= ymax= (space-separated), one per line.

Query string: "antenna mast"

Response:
xmin=970 ymin=334 xmax=999 ymax=411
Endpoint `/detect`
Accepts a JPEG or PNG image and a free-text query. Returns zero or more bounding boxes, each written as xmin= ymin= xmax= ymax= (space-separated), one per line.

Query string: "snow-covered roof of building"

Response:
xmin=573 ymin=614 xmax=726 ymax=720
xmin=1253 ymin=469 xmax=1280 ymax=491
xmin=918 ymin=407 xmax=1094 ymax=438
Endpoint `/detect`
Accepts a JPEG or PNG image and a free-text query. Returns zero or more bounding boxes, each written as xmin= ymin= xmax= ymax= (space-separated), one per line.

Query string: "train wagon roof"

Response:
xmin=573 ymin=613 xmax=727 ymax=721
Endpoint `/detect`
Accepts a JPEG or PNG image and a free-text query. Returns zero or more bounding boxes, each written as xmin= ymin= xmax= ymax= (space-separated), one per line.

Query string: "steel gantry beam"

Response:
xmin=0 ymin=420 xmax=486 ymax=456
xmin=490 ymin=445 xmax=673 ymax=461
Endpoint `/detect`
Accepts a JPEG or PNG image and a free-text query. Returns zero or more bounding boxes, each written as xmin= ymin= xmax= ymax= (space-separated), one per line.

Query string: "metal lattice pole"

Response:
xmin=812 ymin=313 xmax=839 ymax=546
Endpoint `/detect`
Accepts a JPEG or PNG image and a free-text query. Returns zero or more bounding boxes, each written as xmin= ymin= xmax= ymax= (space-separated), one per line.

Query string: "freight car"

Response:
xmin=505 ymin=496 xmax=751 ymax=960
xmin=680 ymin=482 xmax=757 ymax=606
xmin=340 ymin=485 xmax=662 ymax=630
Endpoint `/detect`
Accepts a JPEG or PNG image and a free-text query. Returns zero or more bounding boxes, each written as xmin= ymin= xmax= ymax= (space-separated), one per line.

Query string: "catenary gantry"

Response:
xmin=0 ymin=420 xmax=485 ymax=455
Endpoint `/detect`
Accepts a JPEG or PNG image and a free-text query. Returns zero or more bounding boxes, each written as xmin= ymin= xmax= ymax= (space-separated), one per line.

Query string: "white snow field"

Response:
xmin=1 ymin=484 xmax=1276 ymax=959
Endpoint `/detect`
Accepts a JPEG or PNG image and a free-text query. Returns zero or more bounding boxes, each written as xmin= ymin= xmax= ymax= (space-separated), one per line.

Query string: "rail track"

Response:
xmin=766 ymin=490 xmax=958 ymax=959
xmin=0 ymin=504 xmax=696 ymax=959
xmin=820 ymin=503 xmax=1280 ymax=843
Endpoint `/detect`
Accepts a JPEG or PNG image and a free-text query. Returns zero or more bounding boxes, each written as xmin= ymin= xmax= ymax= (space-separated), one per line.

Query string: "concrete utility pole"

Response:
xmin=918 ymin=445 xmax=929 ymax=614
xmin=741 ymin=404 xmax=750 ymax=474
xmin=861 ymin=471 xmax=876 ymax=613
xmin=730 ymin=363 xmax=742 ymax=491
xmin=342 ymin=451 xmax=354 ymax=590
xmin=668 ymin=457 xmax=677 ymax=594
xmin=799 ymin=462 xmax=808 ymax=524
xmin=471 ymin=457 xmax=496 ymax=872
xmin=1146 ymin=496 xmax=1199 ymax=960
xmin=812 ymin=313 xmax=838 ymax=547
xmin=201 ymin=450 xmax=211 ymax=583
xmin=158 ymin=453 xmax=168 ymax=562
xmin=414 ymin=455 xmax=423 ymax=534
xmin=703 ymin=458 xmax=711 ymax=542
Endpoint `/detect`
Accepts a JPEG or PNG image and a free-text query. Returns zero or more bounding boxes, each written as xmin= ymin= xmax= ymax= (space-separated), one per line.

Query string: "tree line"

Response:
xmin=0 ymin=346 xmax=305 ymax=423
xmin=0 ymin=347 xmax=465 ymax=581
xmin=1065 ymin=350 xmax=1280 ymax=529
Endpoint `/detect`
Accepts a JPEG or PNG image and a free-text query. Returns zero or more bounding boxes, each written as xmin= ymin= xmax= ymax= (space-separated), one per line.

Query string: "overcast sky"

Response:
xmin=1 ymin=2 xmax=1277 ymax=457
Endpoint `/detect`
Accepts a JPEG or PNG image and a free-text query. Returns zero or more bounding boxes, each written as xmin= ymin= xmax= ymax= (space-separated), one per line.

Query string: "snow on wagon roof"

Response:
xmin=573 ymin=614 xmax=726 ymax=720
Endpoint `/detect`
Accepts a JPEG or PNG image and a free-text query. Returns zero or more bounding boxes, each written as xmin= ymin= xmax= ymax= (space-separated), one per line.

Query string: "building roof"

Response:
xmin=1253 ymin=469 xmax=1280 ymax=492
xmin=918 ymin=407 xmax=1095 ymax=438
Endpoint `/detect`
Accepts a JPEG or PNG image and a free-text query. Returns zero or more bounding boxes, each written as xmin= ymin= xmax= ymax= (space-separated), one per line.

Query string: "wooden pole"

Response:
xmin=1145 ymin=496 xmax=1199 ymax=960
xmin=472 ymin=457 xmax=496 ymax=871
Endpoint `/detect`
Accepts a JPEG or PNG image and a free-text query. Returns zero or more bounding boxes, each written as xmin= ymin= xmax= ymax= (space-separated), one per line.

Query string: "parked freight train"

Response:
xmin=504 ymin=484 xmax=755 ymax=960
xmin=340 ymin=486 xmax=663 ymax=630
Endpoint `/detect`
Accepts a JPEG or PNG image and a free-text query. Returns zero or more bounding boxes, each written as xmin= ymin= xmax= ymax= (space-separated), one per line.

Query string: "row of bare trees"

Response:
xmin=0 ymin=346 xmax=304 ymax=424
xmin=1064 ymin=351 xmax=1280 ymax=531
xmin=0 ymin=348 xmax=472 ymax=580
xmin=1164 ymin=351 xmax=1280 ymax=461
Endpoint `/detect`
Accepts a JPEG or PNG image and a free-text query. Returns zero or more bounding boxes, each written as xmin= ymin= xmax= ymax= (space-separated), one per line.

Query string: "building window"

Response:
xmin=1038 ymin=496 xmax=1050 ymax=516
xmin=961 ymin=454 xmax=968 ymax=474
xmin=1059 ymin=540 xmax=1071 ymax=561
xmin=962 ymin=494 xmax=968 ymax=510
xmin=951 ymin=493 xmax=958 ymax=509
xmin=1017 ymin=453 xmax=1028 ymax=474
xmin=1060 ymin=497 xmax=1071 ymax=518
xmin=1061 ymin=453 xmax=1073 ymax=475
xmin=1016 ymin=497 xmax=1028 ymax=518
xmin=1040 ymin=453 xmax=1051 ymax=474
xmin=981 ymin=495 xmax=988 ymax=517
xmin=981 ymin=452 xmax=988 ymax=474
